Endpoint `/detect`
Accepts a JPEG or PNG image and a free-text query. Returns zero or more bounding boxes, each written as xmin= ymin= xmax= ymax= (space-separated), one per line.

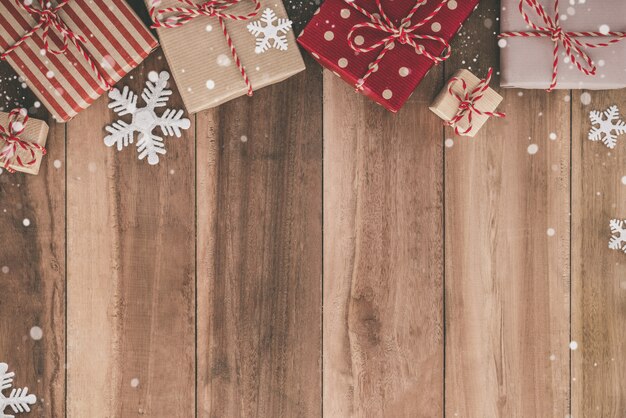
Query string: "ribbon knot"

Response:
xmin=345 ymin=0 xmax=452 ymax=90
xmin=0 ymin=109 xmax=47 ymax=174
xmin=445 ymin=68 xmax=505 ymax=136
xmin=499 ymin=0 xmax=626 ymax=91
xmin=0 ymin=0 xmax=110 ymax=90
xmin=150 ymin=0 xmax=261 ymax=96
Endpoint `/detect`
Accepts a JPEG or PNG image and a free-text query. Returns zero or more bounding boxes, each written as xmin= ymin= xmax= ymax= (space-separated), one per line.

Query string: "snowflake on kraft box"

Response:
xmin=0 ymin=363 xmax=37 ymax=418
xmin=609 ymin=219 xmax=626 ymax=254
xmin=104 ymin=71 xmax=190 ymax=165
xmin=247 ymin=8 xmax=293 ymax=53
xmin=588 ymin=105 xmax=626 ymax=149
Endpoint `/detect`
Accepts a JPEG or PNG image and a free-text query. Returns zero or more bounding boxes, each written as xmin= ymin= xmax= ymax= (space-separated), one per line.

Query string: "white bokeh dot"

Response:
xmin=23 ymin=218 xmax=31 ymax=227
xmin=569 ymin=341 xmax=578 ymax=350
xmin=205 ymin=24 xmax=212 ymax=32
xmin=498 ymin=39 xmax=507 ymax=48
xmin=131 ymin=378 xmax=140 ymax=388
xmin=445 ymin=138 xmax=454 ymax=148
xmin=216 ymin=54 xmax=231 ymax=67
xmin=599 ymin=24 xmax=610 ymax=34
xmin=148 ymin=71 xmax=159 ymax=82
xmin=547 ymin=228 xmax=556 ymax=237
xmin=240 ymin=135 xmax=248 ymax=143
xmin=1 ymin=266 xmax=9 ymax=274
xmin=580 ymin=92 xmax=591 ymax=105
xmin=527 ymin=144 xmax=539 ymax=155
xmin=30 ymin=326 xmax=43 ymax=341
xmin=621 ymin=176 xmax=626 ymax=185
xmin=206 ymin=80 xmax=215 ymax=90
xmin=549 ymin=132 xmax=557 ymax=140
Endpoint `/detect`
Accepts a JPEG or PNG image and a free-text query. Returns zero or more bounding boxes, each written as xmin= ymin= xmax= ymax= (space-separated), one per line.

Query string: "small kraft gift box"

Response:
xmin=297 ymin=0 xmax=480 ymax=113
xmin=0 ymin=0 xmax=159 ymax=122
xmin=148 ymin=0 xmax=306 ymax=113
xmin=430 ymin=68 xmax=505 ymax=137
xmin=0 ymin=109 xmax=48 ymax=175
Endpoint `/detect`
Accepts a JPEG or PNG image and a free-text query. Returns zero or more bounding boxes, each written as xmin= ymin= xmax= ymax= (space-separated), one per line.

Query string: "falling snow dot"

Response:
xmin=206 ymin=80 xmax=215 ymax=90
xmin=53 ymin=160 xmax=62 ymax=169
xmin=216 ymin=54 xmax=231 ymax=67
xmin=148 ymin=71 xmax=159 ymax=82
xmin=599 ymin=24 xmax=610 ymax=34
xmin=46 ymin=70 xmax=54 ymax=79
xmin=12 ymin=122 xmax=23 ymax=132
xmin=621 ymin=176 xmax=626 ymax=185
xmin=484 ymin=18 xmax=493 ymax=29
xmin=597 ymin=59 xmax=605 ymax=67
xmin=498 ymin=39 xmax=507 ymax=48
xmin=445 ymin=138 xmax=454 ymax=148
xmin=23 ymin=218 xmax=31 ymax=227
xmin=549 ymin=354 xmax=556 ymax=361
xmin=549 ymin=132 xmax=557 ymax=140
xmin=580 ymin=92 xmax=591 ymax=105
xmin=30 ymin=326 xmax=43 ymax=340
xmin=517 ymin=91 xmax=524 ymax=97
xmin=131 ymin=378 xmax=140 ymax=388
xmin=564 ymin=95 xmax=570 ymax=102
xmin=1 ymin=266 xmax=8 ymax=274
xmin=240 ymin=135 xmax=248 ymax=142
xmin=527 ymin=144 xmax=539 ymax=154
xmin=205 ymin=24 xmax=213 ymax=32
xmin=547 ymin=228 xmax=556 ymax=236
xmin=569 ymin=341 xmax=578 ymax=350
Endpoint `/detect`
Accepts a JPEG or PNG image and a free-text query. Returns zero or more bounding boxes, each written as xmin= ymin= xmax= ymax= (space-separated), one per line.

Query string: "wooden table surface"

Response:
xmin=1 ymin=1 xmax=625 ymax=417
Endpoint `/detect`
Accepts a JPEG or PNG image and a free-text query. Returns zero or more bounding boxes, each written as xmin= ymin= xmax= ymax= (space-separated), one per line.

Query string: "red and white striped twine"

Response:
xmin=345 ymin=0 xmax=451 ymax=91
xmin=150 ymin=0 xmax=261 ymax=96
xmin=499 ymin=0 xmax=626 ymax=91
xmin=0 ymin=109 xmax=47 ymax=173
xmin=446 ymin=68 xmax=505 ymax=136
xmin=0 ymin=0 xmax=111 ymax=90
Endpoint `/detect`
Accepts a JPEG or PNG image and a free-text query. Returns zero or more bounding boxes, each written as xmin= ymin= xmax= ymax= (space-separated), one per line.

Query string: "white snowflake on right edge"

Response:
xmin=588 ymin=105 xmax=626 ymax=149
xmin=247 ymin=8 xmax=293 ymax=53
xmin=1 ymin=363 xmax=37 ymax=417
xmin=609 ymin=219 xmax=626 ymax=253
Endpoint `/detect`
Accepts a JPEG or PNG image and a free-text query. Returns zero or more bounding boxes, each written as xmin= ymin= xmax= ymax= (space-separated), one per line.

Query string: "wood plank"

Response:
xmin=66 ymin=52 xmax=196 ymax=417
xmin=572 ymin=90 xmax=626 ymax=417
xmin=0 ymin=63 xmax=65 ymax=417
xmin=196 ymin=54 xmax=323 ymax=417
xmin=443 ymin=3 xmax=571 ymax=416
xmin=323 ymin=69 xmax=444 ymax=415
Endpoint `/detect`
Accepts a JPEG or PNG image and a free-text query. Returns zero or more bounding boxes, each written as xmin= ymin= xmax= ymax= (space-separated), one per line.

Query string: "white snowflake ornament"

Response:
xmin=104 ymin=71 xmax=190 ymax=165
xmin=609 ymin=219 xmax=626 ymax=253
xmin=247 ymin=8 xmax=292 ymax=53
xmin=0 ymin=363 xmax=37 ymax=418
xmin=588 ymin=105 xmax=626 ymax=149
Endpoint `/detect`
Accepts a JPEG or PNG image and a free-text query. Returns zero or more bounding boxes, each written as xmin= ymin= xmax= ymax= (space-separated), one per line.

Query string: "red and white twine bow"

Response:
xmin=0 ymin=109 xmax=47 ymax=173
xmin=150 ymin=0 xmax=261 ymax=96
xmin=0 ymin=0 xmax=111 ymax=90
xmin=345 ymin=0 xmax=451 ymax=90
xmin=446 ymin=68 xmax=505 ymax=136
xmin=499 ymin=0 xmax=626 ymax=91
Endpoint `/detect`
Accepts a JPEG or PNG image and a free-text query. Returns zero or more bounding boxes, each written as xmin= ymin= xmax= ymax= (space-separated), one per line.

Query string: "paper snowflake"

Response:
xmin=0 ymin=363 xmax=37 ymax=418
xmin=609 ymin=219 xmax=626 ymax=253
xmin=247 ymin=8 xmax=292 ymax=53
xmin=104 ymin=71 xmax=190 ymax=165
xmin=588 ymin=105 xmax=626 ymax=149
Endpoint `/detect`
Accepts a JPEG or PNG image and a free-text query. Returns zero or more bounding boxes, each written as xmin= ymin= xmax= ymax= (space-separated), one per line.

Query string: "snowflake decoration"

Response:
xmin=104 ymin=71 xmax=190 ymax=165
xmin=588 ymin=105 xmax=626 ymax=149
xmin=247 ymin=8 xmax=292 ymax=53
xmin=0 ymin=363 xmax=37 ymax=418
xmin=609 ymin=219 xmax=626 ymax=253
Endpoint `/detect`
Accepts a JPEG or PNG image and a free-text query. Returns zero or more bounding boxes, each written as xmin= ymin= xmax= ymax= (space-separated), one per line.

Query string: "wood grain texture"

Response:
xmin=572 ymin=90 xmax=626 ymax=418
xmin=66 ymin=52 xmax=195 ymax=418
xmin=196 ymin=54 xmax=323 ymax=418
xmin=0 ymin=63 xmax=65 ymax=418
xmin=323 ymin=68 xmax=444 ymax=417
xmin=444 ymin=2 xmax=571 ymax=416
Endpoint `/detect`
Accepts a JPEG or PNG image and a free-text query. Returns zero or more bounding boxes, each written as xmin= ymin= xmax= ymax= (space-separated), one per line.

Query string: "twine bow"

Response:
xmin=150 ymin=0 xmax=261 ymax=96
xmin=499 ymin=0 xmax=626 ymax=91
xmin=345 ymin=0 xmax=452 ymax=90
xmin=0 ymin=109 xmax=47 ymax=173
xmin=0 ymin=0 xmax=111 ymax=90
xmin=446 ymin=68 xmax=505 ymax=136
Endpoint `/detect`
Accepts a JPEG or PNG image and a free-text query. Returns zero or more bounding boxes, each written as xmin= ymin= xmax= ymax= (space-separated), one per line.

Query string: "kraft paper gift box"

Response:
xmin=0 ymin=110 xmax=48 ymax=175
xmin=0 ymin=0 xmax=158 ymax=122
xmin=147 ymin=0 xmax=306 ymax=113
xmin=297 ymin=0 xmax=480 ymax=113
xmin=430 ymin=69 xmax=504 ymax=137
xmin=500 ymin=0 xmax=626 ymax=89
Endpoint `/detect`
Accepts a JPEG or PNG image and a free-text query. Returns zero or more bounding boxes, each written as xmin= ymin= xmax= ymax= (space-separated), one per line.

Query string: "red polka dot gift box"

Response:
xmin=298 ymin=0 xmax=479 ymax=113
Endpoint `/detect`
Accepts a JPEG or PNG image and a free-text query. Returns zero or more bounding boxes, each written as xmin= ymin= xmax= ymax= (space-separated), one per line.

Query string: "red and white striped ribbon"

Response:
xmin=345 ymin=0 xmax=451 ymax=90
xmin=0 ymin=0 xmax=111 ymax=90
xmin=150 ymin=0 xmax=261 ymax=96
xmin=445 ymin=68 xmax=505 ymax=136
xmin=0 ymin=109 xmax=47 ymax=173
xmin=499 ymin=0 xmax=626 ymax=91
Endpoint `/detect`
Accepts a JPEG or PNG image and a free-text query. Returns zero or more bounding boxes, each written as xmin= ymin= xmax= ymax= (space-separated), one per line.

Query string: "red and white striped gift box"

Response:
xmin=0 ymin=0 xmax=158 ymax=122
